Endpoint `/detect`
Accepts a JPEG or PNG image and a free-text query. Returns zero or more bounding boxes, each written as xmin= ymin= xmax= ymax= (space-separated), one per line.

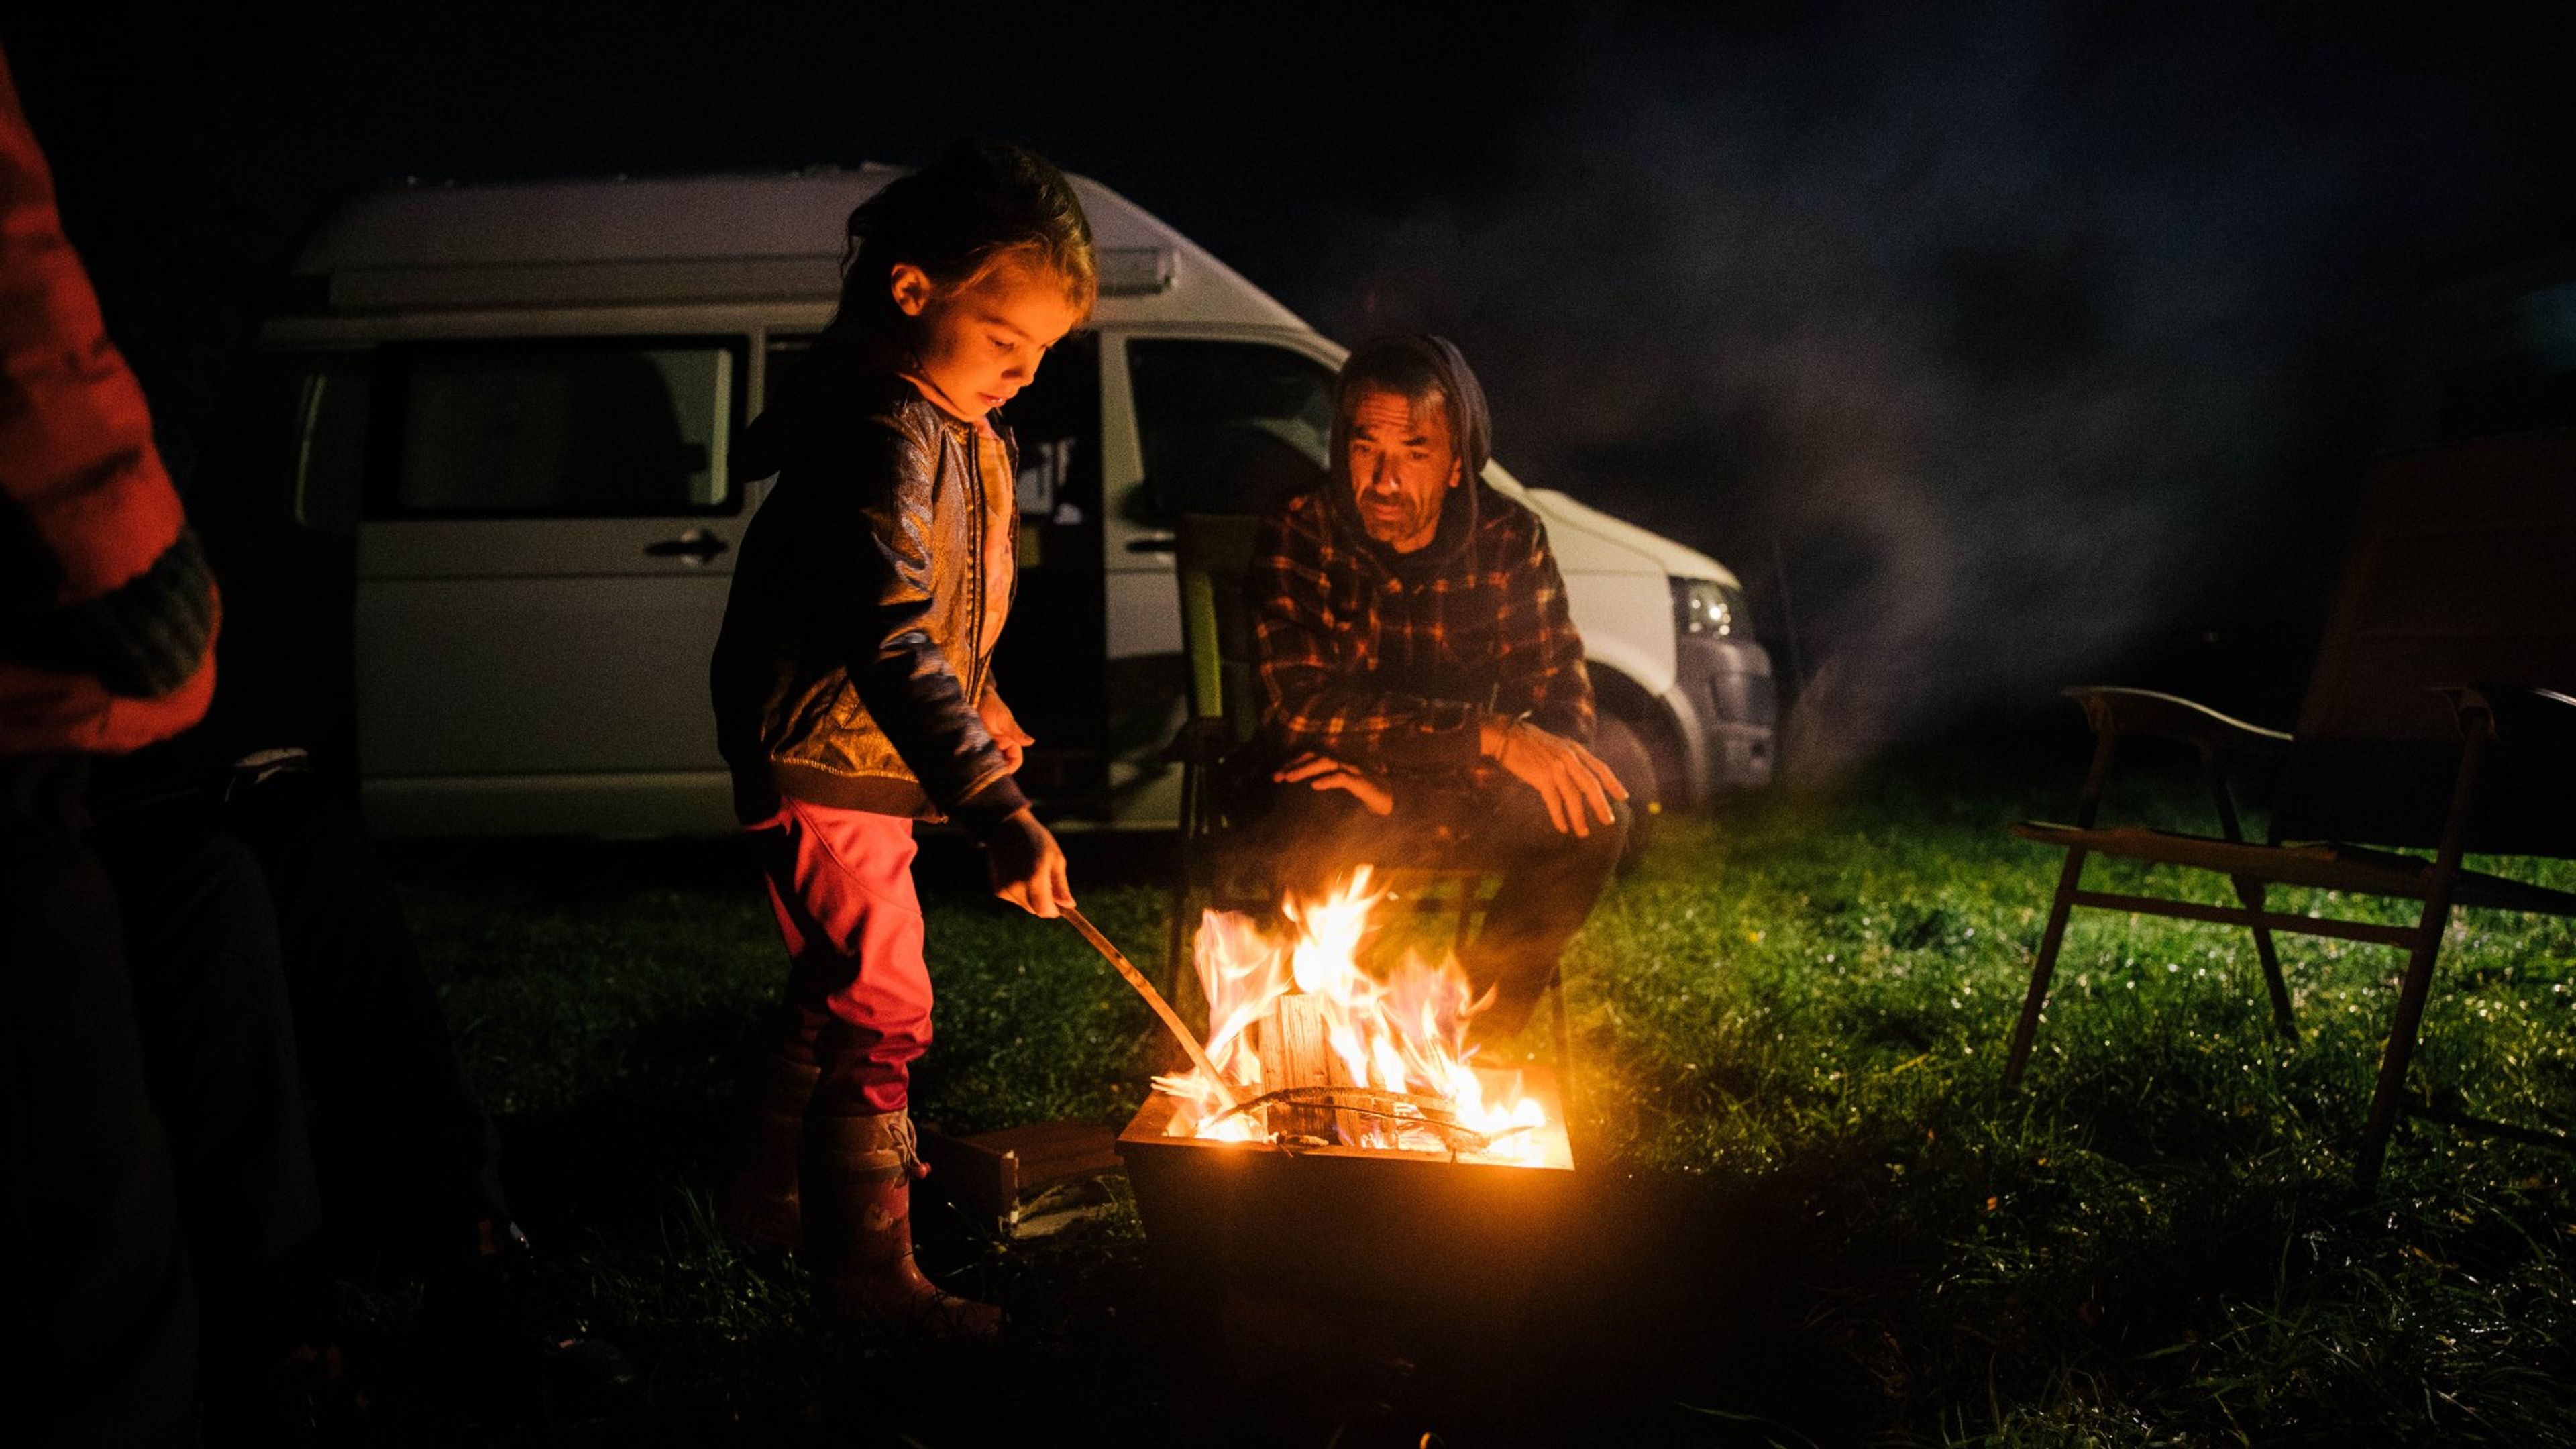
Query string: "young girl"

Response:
xmin=710 ymin=141 xmax=1093 ymax=1337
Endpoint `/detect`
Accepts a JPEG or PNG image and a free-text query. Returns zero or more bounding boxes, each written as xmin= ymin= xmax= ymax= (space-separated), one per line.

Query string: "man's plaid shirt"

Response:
xmin=1250 ymin=484 xmax=1594 ymax=777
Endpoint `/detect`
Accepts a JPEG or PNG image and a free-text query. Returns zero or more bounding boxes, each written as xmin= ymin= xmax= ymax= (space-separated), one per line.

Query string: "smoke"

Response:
xmin=1275 ymin=3 xmax=2575 ymax=767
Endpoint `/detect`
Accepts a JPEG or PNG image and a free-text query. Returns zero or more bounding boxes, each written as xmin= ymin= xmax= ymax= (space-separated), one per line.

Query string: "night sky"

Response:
xmin=11 ymin=2 xmax=2575 ymax=745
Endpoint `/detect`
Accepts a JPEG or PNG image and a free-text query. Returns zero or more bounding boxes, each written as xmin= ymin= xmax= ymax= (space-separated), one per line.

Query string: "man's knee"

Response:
xmin=1583 ymin=798 xmax=1633 ymax=867
xmin=1488 ymin=792 xmax=1627 ymax=869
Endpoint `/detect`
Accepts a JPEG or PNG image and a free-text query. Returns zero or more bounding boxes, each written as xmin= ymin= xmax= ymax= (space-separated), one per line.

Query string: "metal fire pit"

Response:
xmin=1117 ymin=1065 xmax=1576 ymax=1311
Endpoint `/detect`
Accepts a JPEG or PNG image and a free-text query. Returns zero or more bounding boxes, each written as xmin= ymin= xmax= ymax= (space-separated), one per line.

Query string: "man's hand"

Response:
xmin=1273 ymin=752 xmax=1395 ymax=816
xmin=987 ymin=806 xmax=1073 ymax=918
xmin=1482 ymin=716 xmax=1628 ymax=837
xmin=978 ymin=690 xmax=1035 ymax=774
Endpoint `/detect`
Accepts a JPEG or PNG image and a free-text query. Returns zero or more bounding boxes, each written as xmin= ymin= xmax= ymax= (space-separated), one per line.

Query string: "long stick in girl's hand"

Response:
xmin=1060 ymin=908 xmax=1238 ymax=1109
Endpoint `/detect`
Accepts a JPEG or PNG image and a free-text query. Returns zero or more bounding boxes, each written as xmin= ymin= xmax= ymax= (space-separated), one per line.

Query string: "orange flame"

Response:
xmin=1152 ymin=867 xmax=1558 ymax=1165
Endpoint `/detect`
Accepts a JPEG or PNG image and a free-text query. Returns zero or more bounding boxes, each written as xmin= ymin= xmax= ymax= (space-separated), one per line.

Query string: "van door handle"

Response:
xmin=1126 ymin=533 xmax=1177 ymax=555
xmin=645 ymin=528 xmax=728 ymax=564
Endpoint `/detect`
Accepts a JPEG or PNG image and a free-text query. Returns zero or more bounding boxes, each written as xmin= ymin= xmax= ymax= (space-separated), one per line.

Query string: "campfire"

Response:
xmin=1146 ymin=867 xmax=1572 ymax=1170
xmin=1114 ymin=868 xmax=1576 ymax=1315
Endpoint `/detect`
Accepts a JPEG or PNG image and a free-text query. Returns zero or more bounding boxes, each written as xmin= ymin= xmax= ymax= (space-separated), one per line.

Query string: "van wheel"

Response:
xmin=1590 ymin=714 xmax=1659 ymax=872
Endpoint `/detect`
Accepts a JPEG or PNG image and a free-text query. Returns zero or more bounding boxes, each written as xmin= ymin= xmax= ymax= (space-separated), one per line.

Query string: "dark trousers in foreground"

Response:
xmin=96 ymin=812 xmax=321 ymax=1387
xmin=223 ymin=771 xmax=511 ymax=1256
xmin=1 ymin=754 xmax=197 ymax=1447
xmin=1248 ymin=780 xmax=1628 ymax=1040
xmin=88 ymin=743 xmax=511 ymax=1266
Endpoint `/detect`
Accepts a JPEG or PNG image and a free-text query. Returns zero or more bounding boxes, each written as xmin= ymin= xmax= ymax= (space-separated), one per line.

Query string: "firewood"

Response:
xmin=1254 ymin=994 xmax=1336 ymax=1137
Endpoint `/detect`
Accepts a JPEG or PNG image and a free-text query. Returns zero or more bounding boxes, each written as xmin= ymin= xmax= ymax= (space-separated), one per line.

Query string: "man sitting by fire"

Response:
xmin=1245 ymin=334 xmax=1629 ymax=1046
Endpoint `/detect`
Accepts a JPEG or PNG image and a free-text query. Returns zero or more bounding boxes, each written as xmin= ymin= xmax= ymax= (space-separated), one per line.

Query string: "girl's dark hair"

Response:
xmin=737 ymin=142 xmax=1095 ymax=479
xmin=832 ymin=140 xmax=1097 ymax=346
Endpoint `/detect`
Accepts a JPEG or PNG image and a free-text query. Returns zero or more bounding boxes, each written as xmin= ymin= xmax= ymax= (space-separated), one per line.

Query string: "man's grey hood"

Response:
xmin=1324 ymin=334 xmax=1495 ymax=582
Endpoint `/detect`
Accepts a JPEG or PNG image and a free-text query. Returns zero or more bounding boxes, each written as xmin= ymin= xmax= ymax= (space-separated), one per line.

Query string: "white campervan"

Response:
xmin=256 ymin=168 xmax=1774 ymax=836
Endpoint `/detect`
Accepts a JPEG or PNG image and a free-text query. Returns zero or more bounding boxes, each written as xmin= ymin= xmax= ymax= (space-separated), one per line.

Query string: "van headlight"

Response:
xmin=1671 ymin=578 xmax=1745 ymax=639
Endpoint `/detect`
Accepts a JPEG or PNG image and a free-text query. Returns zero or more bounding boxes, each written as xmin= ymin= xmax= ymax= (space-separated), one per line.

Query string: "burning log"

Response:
xmin=1250 ymin=991 xmax=1338 ymax=1138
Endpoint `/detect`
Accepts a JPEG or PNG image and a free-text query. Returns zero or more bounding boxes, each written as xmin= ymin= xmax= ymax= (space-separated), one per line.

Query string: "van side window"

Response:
xmin=368 ymin=338 xmax=743 ymax=518
xmin=1127 ymin=339 xmax=1334 ymax=517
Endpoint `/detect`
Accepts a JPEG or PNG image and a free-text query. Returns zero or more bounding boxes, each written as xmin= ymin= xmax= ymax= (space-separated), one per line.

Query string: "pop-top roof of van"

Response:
xmin=288 ymin=166 xmax=1307 ymax=329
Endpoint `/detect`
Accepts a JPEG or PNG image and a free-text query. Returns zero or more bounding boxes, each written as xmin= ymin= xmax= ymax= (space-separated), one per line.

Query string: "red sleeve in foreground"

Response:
xmin=0 ymin=44 xmax=217 ymax=755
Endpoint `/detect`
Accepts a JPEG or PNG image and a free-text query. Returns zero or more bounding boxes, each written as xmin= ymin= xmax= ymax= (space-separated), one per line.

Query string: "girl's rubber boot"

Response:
xmin=800 ymin=1108 xmax=1003 ymax=1340
xmin=716 ymin=1052 xmax=819 ymax=1251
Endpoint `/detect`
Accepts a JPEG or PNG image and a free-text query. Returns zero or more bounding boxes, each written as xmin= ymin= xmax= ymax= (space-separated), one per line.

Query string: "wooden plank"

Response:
xmin=957 ymin=1120 xmax=1122 ymax=1187
xmin=2068 ymin=890 xmax=2416 ymax=947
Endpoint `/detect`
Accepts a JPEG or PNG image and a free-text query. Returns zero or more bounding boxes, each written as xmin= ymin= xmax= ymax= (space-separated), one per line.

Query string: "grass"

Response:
xmin=378 ymin=743 xmax=2576 ymax=1446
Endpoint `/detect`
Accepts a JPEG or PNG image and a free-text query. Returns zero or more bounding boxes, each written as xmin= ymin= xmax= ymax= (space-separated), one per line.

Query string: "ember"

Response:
xmin=1151 ymin=868 xmax=1571 ymax=1169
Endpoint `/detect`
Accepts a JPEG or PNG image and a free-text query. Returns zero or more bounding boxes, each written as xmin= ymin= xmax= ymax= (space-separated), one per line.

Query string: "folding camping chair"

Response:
xmin=2002 ymin=429 xmax=2576 ymax=1187
xmin=1161 ymin=513 xmax=1573 ymax=1075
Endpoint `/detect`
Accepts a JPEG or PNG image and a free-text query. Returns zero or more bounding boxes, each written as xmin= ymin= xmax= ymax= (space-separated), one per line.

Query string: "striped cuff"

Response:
xmin=3 ymin=525 xmax=216 ymax=698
